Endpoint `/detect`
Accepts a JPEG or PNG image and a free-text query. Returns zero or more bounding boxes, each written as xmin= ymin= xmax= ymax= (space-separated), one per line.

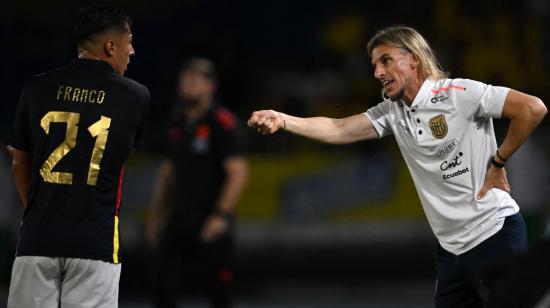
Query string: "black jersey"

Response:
xmin=10 ymin=59 xmax=150 ymax=263
xmin=164 ymin=105 xmax=245 ymax=224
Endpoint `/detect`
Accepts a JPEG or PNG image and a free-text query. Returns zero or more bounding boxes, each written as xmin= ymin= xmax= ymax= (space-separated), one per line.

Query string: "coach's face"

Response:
xmin=178 ymin=70 xmax=215 ymax=104
xmin=371 ymin=44 xmax=419 ymax=103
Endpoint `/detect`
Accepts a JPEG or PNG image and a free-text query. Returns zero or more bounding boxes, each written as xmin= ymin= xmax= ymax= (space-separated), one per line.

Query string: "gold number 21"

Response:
xmin=40 ymin=111 xmax=111 ymax=186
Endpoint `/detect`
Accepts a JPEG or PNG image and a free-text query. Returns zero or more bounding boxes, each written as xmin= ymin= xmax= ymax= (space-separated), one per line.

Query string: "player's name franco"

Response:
xmin=56 ymin=85 xmax=106 ymax=104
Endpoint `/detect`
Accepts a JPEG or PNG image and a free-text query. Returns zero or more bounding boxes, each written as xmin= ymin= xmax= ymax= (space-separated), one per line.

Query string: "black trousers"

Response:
xmin=435 ymin=213 xmax=527 ymax=308
xmin=152 ymin=221 xmax=233 ymax=308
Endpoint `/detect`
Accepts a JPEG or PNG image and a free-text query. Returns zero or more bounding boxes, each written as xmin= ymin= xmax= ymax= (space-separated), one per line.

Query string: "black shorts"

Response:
xmin=434 ymin=213 xmax=527 ymax=308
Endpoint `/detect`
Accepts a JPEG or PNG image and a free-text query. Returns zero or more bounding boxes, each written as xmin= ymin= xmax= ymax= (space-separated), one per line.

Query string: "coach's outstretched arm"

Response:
xmin=247 ymin=110 xmax=379 ymax=144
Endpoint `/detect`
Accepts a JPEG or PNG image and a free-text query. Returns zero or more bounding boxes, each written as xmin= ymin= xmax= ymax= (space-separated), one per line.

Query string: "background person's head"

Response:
xmin=74 ymin=6 xmax=134 ymax=76
xmin=367 ymin=26 xmax=447 ymax=101
xmin=177 ymin=58 xmax=218 ymax=107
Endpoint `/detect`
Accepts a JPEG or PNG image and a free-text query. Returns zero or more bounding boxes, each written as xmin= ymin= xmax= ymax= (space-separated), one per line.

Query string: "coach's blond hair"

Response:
xmin=367 ymin=26 xmax=448 ymax=80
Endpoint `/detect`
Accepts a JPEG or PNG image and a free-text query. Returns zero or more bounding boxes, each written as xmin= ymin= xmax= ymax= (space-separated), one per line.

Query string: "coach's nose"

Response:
xmin=374 ymin=64 xmax=385 ymax=80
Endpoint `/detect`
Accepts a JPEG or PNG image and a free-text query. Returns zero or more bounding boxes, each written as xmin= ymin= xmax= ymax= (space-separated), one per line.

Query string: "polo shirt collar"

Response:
xmin=409 ymin=78 xmax=436 ymax=108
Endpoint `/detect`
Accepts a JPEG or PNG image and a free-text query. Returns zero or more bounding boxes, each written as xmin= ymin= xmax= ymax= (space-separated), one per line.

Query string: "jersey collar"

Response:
xmin=409 ymin=78 xmax=436 ymax=108
xmin=71 ymin=59 xmax=115 ymax=74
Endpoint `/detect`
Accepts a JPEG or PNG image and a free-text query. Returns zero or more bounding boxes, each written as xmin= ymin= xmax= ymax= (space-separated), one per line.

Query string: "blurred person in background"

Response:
xmin=7 ymin=6 xmax=149 ymax=308
xmin=147 ymin=58 xmax=248 ymax=308
xmin=248 ymin=26 xmax=547 ymax=307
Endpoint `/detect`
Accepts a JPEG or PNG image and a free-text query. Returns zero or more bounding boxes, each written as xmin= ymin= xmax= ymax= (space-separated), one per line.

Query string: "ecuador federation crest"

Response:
xmin=429 ymin=114 xmax=448 ymax=139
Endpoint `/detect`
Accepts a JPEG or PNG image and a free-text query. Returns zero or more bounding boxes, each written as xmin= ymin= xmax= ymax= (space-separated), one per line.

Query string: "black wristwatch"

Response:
xmin=491 ymin=156 xmax=505 ymax=168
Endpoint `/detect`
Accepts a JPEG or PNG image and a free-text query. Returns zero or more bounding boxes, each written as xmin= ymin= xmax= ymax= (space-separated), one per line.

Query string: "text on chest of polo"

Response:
xmin=56 ymin=85 xmax=106 ymax=104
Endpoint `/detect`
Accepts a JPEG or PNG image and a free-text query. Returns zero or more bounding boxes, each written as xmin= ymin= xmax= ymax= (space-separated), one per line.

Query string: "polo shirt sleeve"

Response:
xmin=215 ymin=108 xmax=246 ymax=160
xmin=364 ymin=100 xmax=393 ymax=138
xmin=453 ymin=79 xmax=509 ymax=120
xmin=10 ymin=84 xmax=32 ymax=151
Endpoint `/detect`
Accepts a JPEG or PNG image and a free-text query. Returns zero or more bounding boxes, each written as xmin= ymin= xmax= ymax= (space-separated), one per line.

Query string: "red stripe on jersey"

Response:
xmin=196 ymin=124 xmax=211 ymax=138
xmin=431 ymin=85 xmax=466 ymax=94
xmin=115 ymin=166 xmax=125 ymax=216
xmin=216 ymin=108 xmax=235 ymax=130
xmin=219 ymin=267 xmax=233 ymax=284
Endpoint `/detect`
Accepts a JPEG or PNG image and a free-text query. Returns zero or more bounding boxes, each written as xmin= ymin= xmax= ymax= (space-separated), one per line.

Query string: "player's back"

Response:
xmin=11 ymin=58 xmax=149 ymax=263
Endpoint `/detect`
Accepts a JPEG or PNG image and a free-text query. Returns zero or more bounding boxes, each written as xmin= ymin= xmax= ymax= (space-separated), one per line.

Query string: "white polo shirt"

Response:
xmin=365 ymin=78 xmax=519 ymax=255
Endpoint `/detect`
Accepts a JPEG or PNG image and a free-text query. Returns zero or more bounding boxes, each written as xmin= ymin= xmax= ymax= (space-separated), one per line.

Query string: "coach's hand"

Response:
xmin=201 ymin=214 xmax=228 ymax=243
xmin=477 ymin=164 xmax=511 ymax=200
xmin=247 ymin=110 xmax=285 ymax=135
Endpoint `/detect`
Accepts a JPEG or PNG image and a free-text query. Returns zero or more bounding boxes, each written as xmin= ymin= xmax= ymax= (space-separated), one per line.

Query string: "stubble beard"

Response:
xmin=389 ymin=87 xmax=406 ymax=101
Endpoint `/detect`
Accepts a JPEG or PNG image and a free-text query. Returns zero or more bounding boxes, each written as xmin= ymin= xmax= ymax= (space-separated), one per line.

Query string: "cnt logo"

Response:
xmin=440 ymin=151 xmax=470 ymax=180
xmin=440 ymin=152 xmax=463 ymax=171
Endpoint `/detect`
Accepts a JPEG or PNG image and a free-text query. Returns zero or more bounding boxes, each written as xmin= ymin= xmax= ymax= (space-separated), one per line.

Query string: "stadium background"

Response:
xmin=1 ymin=0 xmax=549 ymax=306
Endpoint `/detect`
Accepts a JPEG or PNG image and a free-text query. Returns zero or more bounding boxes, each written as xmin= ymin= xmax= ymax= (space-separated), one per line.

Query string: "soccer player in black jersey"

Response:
xmin=147 ymin=58 xmax=248 ymax=308
xmin=7 ymin=6 xmax=149 ymax=308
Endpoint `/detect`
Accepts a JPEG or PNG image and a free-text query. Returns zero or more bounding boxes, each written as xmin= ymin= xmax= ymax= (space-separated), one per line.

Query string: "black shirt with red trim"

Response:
xmin=163 ymin=104 xmax=245 ymax=230
xmin=10 ymin=59 xmax=150 ymax=263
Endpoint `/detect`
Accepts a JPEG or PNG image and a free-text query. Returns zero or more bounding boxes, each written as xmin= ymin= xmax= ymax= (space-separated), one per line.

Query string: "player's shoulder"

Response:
xmin=370 ymin=97 xmax=396 ymax=115
xmin=431 ymin=78 xmax=482 ymax=99
xmin=212 ymin=105 xmax=237 ymax=131
xmin=17 ymin=67 xmax=63 ymax=100
xmin=442 ymin=77 xmax=486 ymax=87
xmin=111 ymin=75 xmax=150 ymax=100
xmin=24 ymin=66 xmax=66 ymax=88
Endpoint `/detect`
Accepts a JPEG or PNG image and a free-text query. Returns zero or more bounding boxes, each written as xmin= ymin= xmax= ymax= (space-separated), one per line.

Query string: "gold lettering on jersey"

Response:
xmin=97 ymin=91 xmax=105 ymax=104
xmin=89 ymin=90 xmax=97 ymax=103
xmin=57 ymin=86 xmax=64 ymax=100
xmin=39 ymin=112 xmax=113 ymax=187
xmin=80 ymin=89 xmax=89 ymax=102
xmin=56 ymin=85 xmax=106 ymax=104
xmin=72 ymin=88 xmax=81 ymax=102
xmin=429 ymin=114 xmax=448 ymax=139
xmin=40 ymin=111 xmax=80 ymax=184
xmin=64 ymin=86 xmax=73 ymax=101
xmin=87 ymin=116 xmax=111 ymax=185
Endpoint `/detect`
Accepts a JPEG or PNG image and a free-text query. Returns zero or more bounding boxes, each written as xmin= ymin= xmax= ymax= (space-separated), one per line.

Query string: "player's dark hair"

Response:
xmin=74 ymin=6 xmax=132 ymax=46
xmin=180 ymin=58 xmax=218 ymax=82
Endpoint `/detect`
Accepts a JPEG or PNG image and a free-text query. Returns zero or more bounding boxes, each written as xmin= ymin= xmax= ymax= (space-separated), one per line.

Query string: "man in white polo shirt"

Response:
xmin=247 ymin=26 xmax=547 ymax=307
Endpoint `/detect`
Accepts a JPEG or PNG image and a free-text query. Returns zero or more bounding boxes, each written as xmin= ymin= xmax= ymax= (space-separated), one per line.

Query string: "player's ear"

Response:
xmin=410 ymin=53 xmax=419 ymax=70
xmin=104 ymin=40 xmax=115 ymax=57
